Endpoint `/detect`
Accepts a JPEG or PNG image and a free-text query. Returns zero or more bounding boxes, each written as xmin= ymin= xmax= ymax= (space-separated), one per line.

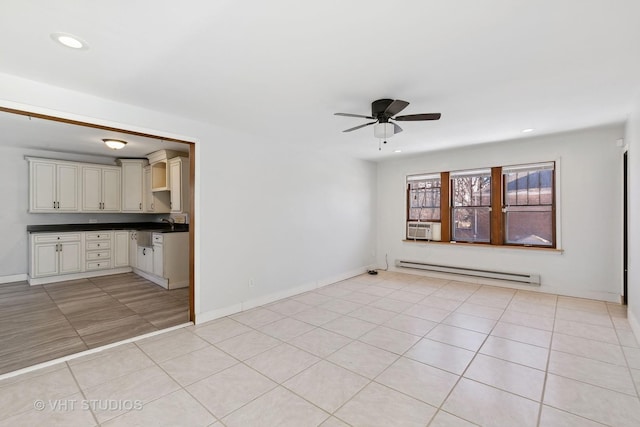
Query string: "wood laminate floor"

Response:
xmin=0 ymin=273 xmax=189 ymax=375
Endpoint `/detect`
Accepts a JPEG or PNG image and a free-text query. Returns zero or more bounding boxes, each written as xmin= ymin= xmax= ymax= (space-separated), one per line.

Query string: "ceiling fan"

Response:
xmin=334 ymin=98 xmax=441 ymax=145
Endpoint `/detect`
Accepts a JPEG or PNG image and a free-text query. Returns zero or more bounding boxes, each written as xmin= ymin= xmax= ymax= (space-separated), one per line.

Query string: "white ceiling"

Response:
xmin=0 ymin=111 xmax=189 ymax=159
xmin=1 ymin=0 xmax=639 ymax=160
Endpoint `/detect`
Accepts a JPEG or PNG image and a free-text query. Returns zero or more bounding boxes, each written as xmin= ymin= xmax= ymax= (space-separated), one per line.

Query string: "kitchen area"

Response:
xmin=26 ymin=150 xmax=191 ymax=289
xmin=0 ymin=111 xmax=194 ymax=375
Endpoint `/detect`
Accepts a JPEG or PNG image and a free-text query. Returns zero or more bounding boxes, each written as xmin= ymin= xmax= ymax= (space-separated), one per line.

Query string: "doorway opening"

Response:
xmin=0 ymin=106 xmax=196 ymax=374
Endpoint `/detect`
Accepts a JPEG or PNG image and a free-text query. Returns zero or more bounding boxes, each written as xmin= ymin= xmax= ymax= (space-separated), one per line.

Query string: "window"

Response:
xmin=450 ymin=169 xmax=491 ymax=242
xmin=404 ymin=161 xmax=557 ymax=249
xmin=407 ymin=174 xmax=441 ymax=221
xmin=502 ymin=162 xmax=555 ymax=246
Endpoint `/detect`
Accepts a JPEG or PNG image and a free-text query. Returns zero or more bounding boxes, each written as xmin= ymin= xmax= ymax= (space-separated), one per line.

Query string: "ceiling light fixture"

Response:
xmin=522 ymin=128 xmax=534 ymax=133
xmin=374 ymin=123 xmax=395 ymax=139
xmin=394 ymin=149 xmax=402 ymax=153
xmin=103 ymin=139 xmax=127 ymax=150
xmin=50 ymin=32 xmax=89 ymax=50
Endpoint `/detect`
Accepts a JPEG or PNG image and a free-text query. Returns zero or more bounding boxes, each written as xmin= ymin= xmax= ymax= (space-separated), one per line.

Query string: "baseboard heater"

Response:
xmin=395 ymin=259 xmax=541 ymax=285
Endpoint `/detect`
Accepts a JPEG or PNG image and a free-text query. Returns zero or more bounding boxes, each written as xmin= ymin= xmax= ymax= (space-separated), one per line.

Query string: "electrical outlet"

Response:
xmin=248 ymin=279 xmax=255 ymax=288
xmin=89 ymin=219 xmax=98 ymax=224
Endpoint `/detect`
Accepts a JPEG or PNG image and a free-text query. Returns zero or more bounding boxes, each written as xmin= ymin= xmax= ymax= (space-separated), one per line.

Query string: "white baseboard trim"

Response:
xmin=28 ymin=267 xmax=133 ymax=286
xmin=132 ymin=268 xmax=169 ymax=288
xmin=194 ymin=265 xmax=368 ymax=325
xmin=628 ymin=309 xmax=640 ymax=347
xmin=195 ymin=304 xmax=243 ymax=325
xmin=0 ymin=274 xmax=27 ymax=284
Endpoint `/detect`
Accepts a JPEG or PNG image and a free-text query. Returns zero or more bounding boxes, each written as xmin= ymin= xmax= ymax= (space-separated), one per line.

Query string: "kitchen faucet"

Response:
xmin=162 ymin=218 xmax=175 ymax=231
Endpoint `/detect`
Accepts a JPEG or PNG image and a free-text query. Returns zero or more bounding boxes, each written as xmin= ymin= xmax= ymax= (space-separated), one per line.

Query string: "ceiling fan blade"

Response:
xmin=384 ymin=100 xmax=409 ymax=117
xmin=334 ymin=112 xmax=375 ymax=119
xmin=392 ymin=122 xmax=403 ymax=134
xmin=394 ymin=113 xmax=441 ymax=121
xmin=342 ymin=121 xmax=377 ymax=132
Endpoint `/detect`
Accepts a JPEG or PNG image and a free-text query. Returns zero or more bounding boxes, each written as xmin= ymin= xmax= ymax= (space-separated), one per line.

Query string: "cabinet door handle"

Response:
xmin=57 ymin=201 xmax=60 ymax=209
xmin=143 ymin=248 xmax=146 ymax=256
xmin=140 ymin=202 xmax=142 ymax=210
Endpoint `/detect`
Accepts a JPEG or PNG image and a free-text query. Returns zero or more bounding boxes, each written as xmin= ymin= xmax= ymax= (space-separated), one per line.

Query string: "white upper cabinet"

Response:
xmin=169 ymin=156 xmax=190 ymax=214
xmin=29 ymin=159 xmax=79 ymax=212
xmin=144 ymin=165 xmax=171 ymax=213
xmin=81 ymin=165 xmax=121 ymax=212
xmin=81 ymin=166 xmax=102 ymax=211
xmin=102 ymin=167 xmax=121 ymax=211
xmin=119 ymin=159 xmax=146 ymax=212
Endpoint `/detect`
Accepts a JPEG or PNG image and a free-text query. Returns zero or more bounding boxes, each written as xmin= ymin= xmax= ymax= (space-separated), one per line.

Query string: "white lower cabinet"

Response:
xmin=85 ymin=232 xmax=112 ymax=271
xmin=30 ymin=233 xmax=82 ymax=279
xmin=114 ymin=231 xmax=130 ymax=268
xmin=152 ymin=241 xmax=164 ymax=277
xmin=28 ymin=229 xmax=188 ymax=287
xmin=137 ymin=246 xmax=153 ymax=273
xmin=129 ymin=231 xmax=138 ymax=268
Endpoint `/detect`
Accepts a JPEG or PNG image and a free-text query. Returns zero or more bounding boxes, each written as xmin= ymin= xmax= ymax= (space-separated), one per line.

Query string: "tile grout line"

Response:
xmin=609 ymin=303 xmax=640 ymax=400
xmin=535 ymin=292 xmax=558 ymax=427
xmin=422 ymin=281 xmax=519 ymax=426
xmin=64 ymin=360 xmax=101 ymax=426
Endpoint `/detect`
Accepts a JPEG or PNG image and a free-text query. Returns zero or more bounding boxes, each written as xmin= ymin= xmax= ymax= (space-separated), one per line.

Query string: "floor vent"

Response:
xmin=395 ymin=259 xmax=540 ymax=285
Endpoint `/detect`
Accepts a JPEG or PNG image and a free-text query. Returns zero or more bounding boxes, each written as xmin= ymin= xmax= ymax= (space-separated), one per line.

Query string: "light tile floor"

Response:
xmin=2 ymin=271 xmax=640 ymax=426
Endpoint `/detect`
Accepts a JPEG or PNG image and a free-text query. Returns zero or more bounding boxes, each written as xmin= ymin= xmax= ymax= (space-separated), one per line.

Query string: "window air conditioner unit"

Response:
xmin=407 ymin=221 xmax=442 ymax=241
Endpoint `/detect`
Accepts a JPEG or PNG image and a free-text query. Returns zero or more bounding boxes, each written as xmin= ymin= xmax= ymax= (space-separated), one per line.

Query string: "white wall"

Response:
xmin=626 ymin=93 xmax=640 ymax=335
xmin=0 ymin=146 xmax=167 ymax=278
xmin=198 ymin=140 xmax=376 ymax=317
xmin=0 ymin=73 xmax=377 ymax=320
xmin=377 ymin=125 xmax=625 ymax=302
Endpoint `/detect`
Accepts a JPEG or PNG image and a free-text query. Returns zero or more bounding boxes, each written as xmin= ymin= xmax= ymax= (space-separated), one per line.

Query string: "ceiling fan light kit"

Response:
xmin=335 ymin=98 xmax=441 ymax=150
xmin=374 ymin=123 xmax=394 ymax=139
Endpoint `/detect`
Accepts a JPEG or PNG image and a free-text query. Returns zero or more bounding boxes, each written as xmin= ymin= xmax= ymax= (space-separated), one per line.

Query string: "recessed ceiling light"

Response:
xmin=103 ymin=139 xmax=127 ymax=150
xmin=50 ymin=32 xmax=89 ymax=50
xmin=522 ymin=128 xmax=534 ymax=133
xmin=394 ymin=149 xmax=402 ymax=153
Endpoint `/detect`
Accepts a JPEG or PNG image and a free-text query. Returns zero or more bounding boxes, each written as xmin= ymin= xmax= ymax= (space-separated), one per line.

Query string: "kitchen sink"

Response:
xmin=136 ymin=231 xmax=153 ymax=247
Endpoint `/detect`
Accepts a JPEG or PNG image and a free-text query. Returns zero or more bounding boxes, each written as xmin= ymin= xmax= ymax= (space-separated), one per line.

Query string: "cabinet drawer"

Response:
xmin=86 ymin=260 xmax=111 ymax=271
xmin=86 ymin=232 xmax=112 ymax=241
xmin=86 ymin=250 xmax=110 ymax=260
xmin=152 ymin=234 xmax=164 ymax=244
xmin=33 ymin=233 xmax=81 ymax=243
xmin=86 ymin=241 xmax=111 ymax=250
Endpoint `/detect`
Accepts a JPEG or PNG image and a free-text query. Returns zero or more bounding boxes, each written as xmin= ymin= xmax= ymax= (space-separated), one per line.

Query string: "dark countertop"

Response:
xmin=27 ymin=222 xmax=189 ymax=233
